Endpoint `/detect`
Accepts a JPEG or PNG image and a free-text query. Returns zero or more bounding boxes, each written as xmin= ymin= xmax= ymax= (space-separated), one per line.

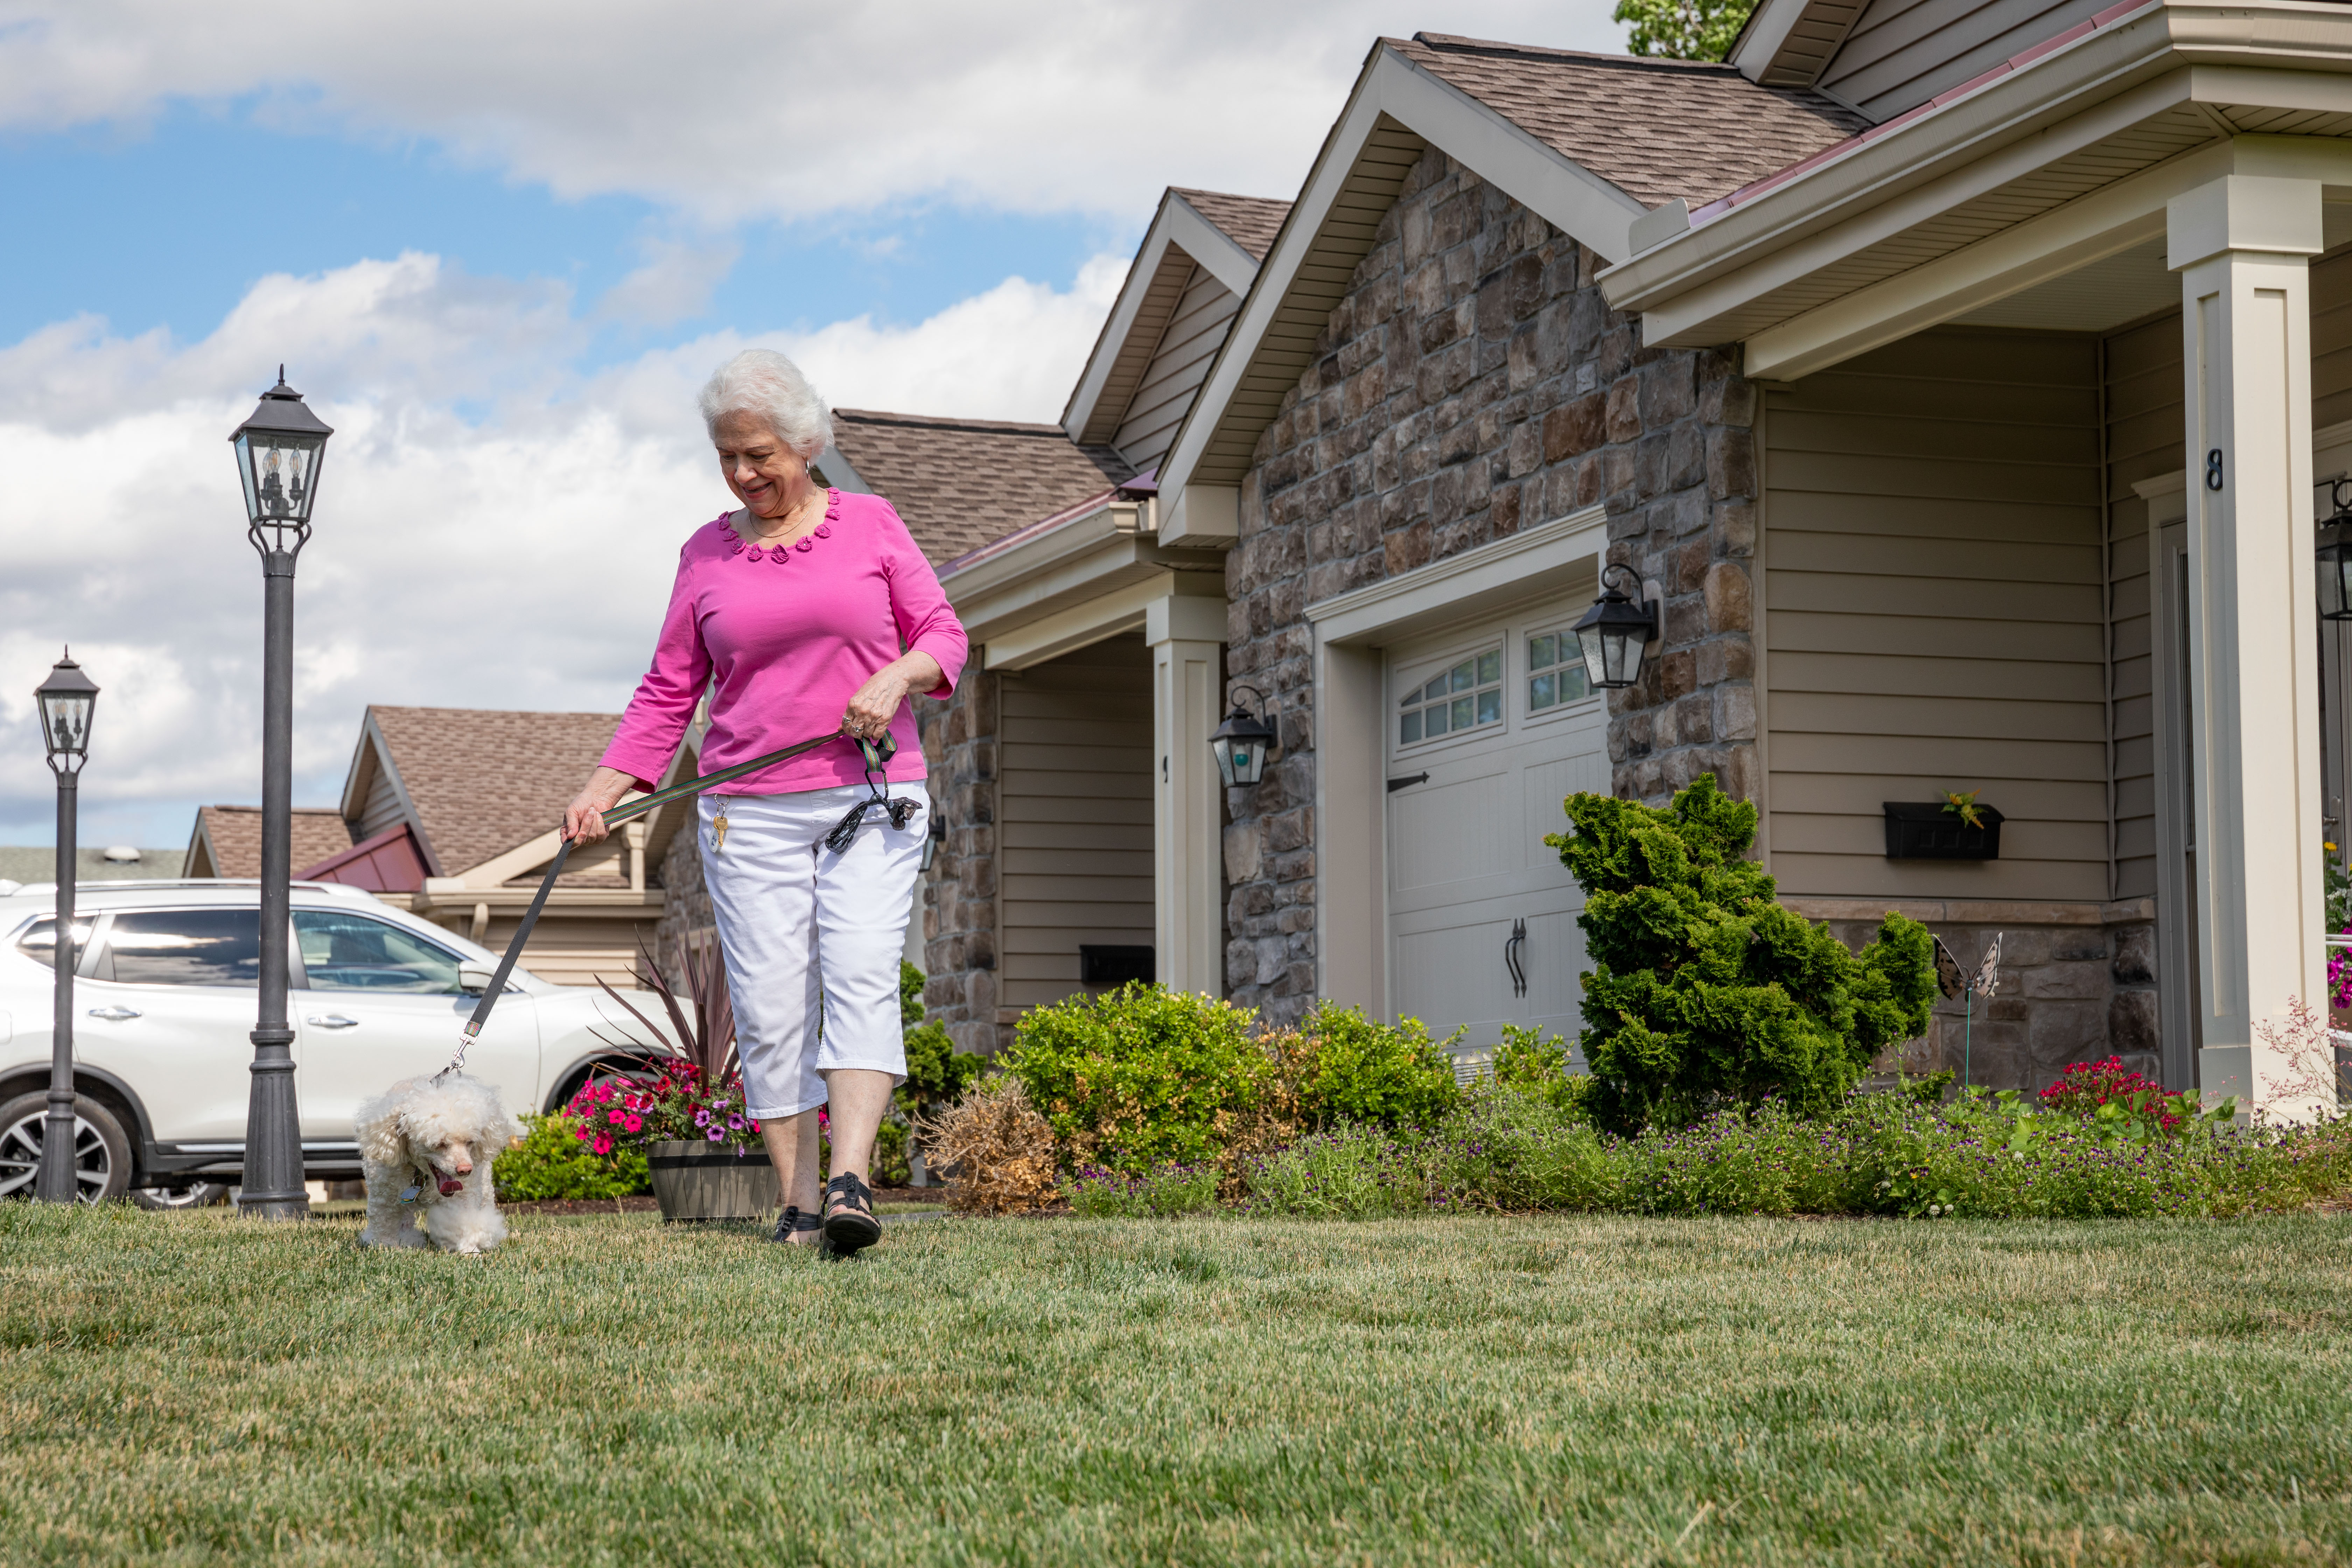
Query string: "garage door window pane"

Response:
xmin=106 ymin=910 xmax=262 ymax=987
xmin=295 ymin=910 xmax=465 ymax=994
xmin=1400 ymin=649 xmax=1504 ymax=746
xmin=1527 ymin=629 xmax=1590 ymax=712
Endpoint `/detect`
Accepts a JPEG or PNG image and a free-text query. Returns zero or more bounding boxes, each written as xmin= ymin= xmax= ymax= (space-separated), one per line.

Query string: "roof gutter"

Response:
xmin=1601 ymin=0 xmax=2352 ymax=316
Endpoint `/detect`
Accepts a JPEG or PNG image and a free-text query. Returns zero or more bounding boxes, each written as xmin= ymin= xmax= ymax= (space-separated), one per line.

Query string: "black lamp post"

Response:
xmin=229 ymin=369 xmax=332 ymax=1220
xmin=2319 ymin=478 xmax=2352 ymax=622
xmin=33 ymin=652 xmax=96 ymax=1204
xmin=1210 ymin=686 xmax=1277 ymax=789
xmin=1573 ymin=564 xmax=1661 ymax=690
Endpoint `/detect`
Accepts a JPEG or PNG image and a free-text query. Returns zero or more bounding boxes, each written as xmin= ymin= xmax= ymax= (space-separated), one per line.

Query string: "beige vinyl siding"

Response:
xmin=1763 ymin=327 xmax=2109 ymax=899
xmin=354 ymin=748 xmax=407 ymax=842
xmin=2102 ymin=312 xmax=2180 ymax=901
xmin=1113 ymin=262 xmax=1241 ymax=472
xmin=2314 ymin=250 xmax=2352 ymax=432
xmin=996 ymin=635 xmax=1154 ymax=1010
xmin=1817 ymin=0 xmax=2107 ymax=123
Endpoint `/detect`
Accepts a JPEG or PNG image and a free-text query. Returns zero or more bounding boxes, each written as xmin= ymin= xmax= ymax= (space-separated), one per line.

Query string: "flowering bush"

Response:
xmin=2035 ymin=1056 xmax=2209 ymax=1139
xmin=564 ymin=1059 xmax=762 ymax=1154
xmin=1068 ymin=1160 xmax=1220 ymax=1218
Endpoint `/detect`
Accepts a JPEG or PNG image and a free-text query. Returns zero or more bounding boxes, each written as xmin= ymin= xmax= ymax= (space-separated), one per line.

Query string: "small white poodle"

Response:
xmin=355 ymin=1072 xmax=527 ymax=1254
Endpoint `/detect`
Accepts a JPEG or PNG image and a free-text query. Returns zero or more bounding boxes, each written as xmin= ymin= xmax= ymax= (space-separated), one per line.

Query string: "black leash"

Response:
xmin=441 ymin=728 xmax=897 ymax=1074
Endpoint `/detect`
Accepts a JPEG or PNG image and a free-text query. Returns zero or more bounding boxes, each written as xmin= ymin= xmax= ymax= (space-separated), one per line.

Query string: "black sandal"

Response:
xmin=771 ymin=1204 xmax=825 ymax=1245
xmin=822 ymin=1172 xmax=882 ymax=1256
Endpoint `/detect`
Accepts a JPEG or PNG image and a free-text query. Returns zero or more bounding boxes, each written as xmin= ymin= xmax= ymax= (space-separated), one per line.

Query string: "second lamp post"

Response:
xmin=229 ymin=370 xmax=332 ymax=1220
xmin=34 ymin=653 xmax=97 ymax=1203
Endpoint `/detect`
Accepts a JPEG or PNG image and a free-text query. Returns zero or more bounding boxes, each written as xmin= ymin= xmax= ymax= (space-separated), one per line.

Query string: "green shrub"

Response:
xmin=1549 ymin=774 xmax=1936 ymax=1131
xmin=1002 ymin=983 xmax=1265 ymax=1172
xmin=1486 ymin=1024 xmax=1591 ymax=1117
xmin=1240 ymin=1124 xmax=1427 ymax=1219
xmin=1295 ymin=1001 xmax=1461 ymax=1128
xmin=1067 ymin=1161 xmax=1221 ymax=1218
xmin=493 ymin=1113 xmax=650 ymax=1201
xmin=900 ymin=959 xmax=926 ymax=1027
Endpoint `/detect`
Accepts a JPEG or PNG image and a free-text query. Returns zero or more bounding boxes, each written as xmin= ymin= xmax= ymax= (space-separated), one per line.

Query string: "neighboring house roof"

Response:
xmin=296 ymin=822 xmax=431 ymax=893
xmin=0 ymin=846 xmax=185 ymax=887
xmin=1391 ymin=34 xmax=1869 ymax=210
xmin=184 ymin=807 xmax=351 ymax=880
xmin=365 ymin=706 xmax=628 ymax=882
xmin=1171 ymin=188 xmax=1292 ymax=262
xmin=821 ymin=409 xmax=1132 ymax=565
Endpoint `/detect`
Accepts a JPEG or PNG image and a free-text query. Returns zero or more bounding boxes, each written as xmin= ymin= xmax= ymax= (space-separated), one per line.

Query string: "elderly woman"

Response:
xmin=565 ymin=348 xmax=965 ymax=1255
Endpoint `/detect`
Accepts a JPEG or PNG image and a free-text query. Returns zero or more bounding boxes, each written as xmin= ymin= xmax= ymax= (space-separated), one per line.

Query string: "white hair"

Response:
xmin=698 ymin=348 xmax=835 ymax=458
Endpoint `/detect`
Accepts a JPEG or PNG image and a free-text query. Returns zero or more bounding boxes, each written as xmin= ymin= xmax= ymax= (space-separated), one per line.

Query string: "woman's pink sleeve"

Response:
xmin=599 ymin=551 xmax=709 ymax=791
xmin=880 ymin=503 xmax=968 ymax=697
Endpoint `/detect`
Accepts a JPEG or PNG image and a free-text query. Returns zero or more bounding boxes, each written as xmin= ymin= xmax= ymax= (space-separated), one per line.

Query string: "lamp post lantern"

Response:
xmin=2319 ymin=479 xmax=2352 ymax=622
xmin=33 ymin=652 xmax=97 ymax=1203
xmin=229 ymin=369 xmax=332 ymax=1220
xmin=1572 ymin=564 xmax=1661 ymax=691
xmin=1209 ymin=687 xmax=1278 ymax=789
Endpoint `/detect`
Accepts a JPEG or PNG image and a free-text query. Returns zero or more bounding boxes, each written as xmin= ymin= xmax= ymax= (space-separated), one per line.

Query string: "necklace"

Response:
xmin=744 ymin=486 xmax=821 ymax=544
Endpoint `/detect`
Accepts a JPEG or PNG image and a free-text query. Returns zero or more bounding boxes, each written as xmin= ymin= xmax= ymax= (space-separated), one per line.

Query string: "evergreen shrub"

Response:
xmin=1549 ymin=774 xmax=1937 ymax=1131
xmin=1001 ymin=983 xmax=1268 ymax=1172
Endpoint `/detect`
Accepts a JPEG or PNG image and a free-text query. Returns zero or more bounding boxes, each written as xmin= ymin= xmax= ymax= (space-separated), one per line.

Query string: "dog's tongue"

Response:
xmin=438 ymin=1176 xmax=464 ymax=1196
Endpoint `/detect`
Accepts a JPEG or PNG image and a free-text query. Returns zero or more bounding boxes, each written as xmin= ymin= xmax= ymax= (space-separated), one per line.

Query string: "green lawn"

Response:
xmin=4 ymin=1205 xmax=2350 ymax=1566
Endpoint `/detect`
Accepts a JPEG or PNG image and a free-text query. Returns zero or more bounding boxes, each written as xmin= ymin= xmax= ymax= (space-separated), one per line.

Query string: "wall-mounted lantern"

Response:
xmin=1573 ymin=563 xmax=1661 ymax=690
xmin=2319 ymin=478 xmax=2352 ymax=622
xmin=1210 ymin=686 xmax=1277 ymax=789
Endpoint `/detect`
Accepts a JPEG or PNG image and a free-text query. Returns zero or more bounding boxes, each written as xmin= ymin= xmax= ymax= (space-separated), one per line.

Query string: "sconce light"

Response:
xmin=1209 ymin=686 xmax=1277 ymax=788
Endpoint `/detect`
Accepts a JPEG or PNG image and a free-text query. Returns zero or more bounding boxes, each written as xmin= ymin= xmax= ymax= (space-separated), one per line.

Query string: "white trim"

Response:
xmin=810 ymin=445 xmax=871 ymax=495
xmin=982 ymin=574 xmax=1215 ymax=671
xmin=1307 ymin=505 xmax=1609 ymax=645
xmin=1157 ymin=44 xmax=1647 ymax=500
xmin=1060 ymin=192 xmax=1267 ymax=443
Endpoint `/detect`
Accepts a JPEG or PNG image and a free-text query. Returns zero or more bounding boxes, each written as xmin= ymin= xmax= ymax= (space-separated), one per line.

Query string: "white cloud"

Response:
xmin=0 ymin=248 xmax=1127 ymax=845
xmin=0 ymin=1 xmax=1628 ymax=222
xmin=596 ymin=236 xmax=743 ymax=327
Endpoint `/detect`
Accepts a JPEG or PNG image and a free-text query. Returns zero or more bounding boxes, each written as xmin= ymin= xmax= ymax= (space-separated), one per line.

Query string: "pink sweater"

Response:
xmin=601 ymin=489 xmax=966 ymax=794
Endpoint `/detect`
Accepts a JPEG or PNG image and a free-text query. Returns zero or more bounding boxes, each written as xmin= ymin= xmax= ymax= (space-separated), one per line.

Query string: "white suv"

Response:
xmin=0 ymin=878 xmax=674 ymax=1204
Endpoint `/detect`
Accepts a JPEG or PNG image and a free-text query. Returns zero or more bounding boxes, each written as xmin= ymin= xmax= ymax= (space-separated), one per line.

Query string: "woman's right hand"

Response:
xmin=564 ymin=767 xmax=636 ymax=844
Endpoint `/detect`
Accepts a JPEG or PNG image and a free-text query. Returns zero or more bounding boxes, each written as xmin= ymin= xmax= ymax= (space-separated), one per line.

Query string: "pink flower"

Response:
xmin=607 ymin=1108 xmax=624 ymax=1125
xmin=573 ymin=1126 xmax=591 ymax=1142
xmin=748 ymin=1119 xmax=760 ymax=1133
xmin=623 ymin=1114 xmax=642 ymax=1133
xmin=592 ymin=1134 xmax=613 ymax=1155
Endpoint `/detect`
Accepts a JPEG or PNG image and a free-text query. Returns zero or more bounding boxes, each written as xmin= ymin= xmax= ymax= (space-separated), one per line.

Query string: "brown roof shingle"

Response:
xmin=825 ymin=410 xmax=1132 ymax=564
xmin=1392 ymin=33 xmax=1868 ymax=209
xmin=368 ymin=706 xmax=627 ymax=877
xmin=1173 ymin=188 xmax=1292 ymax=262
xmin=192 ymin=806 xmax=352 ymax=880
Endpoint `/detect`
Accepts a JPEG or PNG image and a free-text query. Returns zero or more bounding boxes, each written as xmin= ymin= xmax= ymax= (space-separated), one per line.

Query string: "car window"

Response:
xmin=14 ymin=917 xmax=96 ymax=971
xmin=105 ymin=909 xmax=262 ymax=987
xmin=294 ymin=910 xmax=465 ymax=994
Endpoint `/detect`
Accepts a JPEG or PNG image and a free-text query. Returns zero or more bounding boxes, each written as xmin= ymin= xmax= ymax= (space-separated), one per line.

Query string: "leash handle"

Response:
xmin=451 ymin=728 xmax=897 ymax=1054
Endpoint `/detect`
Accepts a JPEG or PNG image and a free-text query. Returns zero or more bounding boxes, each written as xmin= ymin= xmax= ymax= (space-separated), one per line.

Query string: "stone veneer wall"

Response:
xmin=1220 ymin=148 xmax=1761 ymax=1026
xmin=918 ymin=672 xmax=1003 ymax=1054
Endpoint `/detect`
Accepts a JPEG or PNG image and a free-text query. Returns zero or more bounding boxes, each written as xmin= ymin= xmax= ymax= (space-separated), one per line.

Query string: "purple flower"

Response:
xmin=707 ymin=1127 xmax=724 ymax=1142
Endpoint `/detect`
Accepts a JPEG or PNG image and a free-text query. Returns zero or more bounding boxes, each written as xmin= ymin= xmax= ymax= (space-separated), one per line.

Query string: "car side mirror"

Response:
xmin=458 ymin=963 xmax=497 ymax=995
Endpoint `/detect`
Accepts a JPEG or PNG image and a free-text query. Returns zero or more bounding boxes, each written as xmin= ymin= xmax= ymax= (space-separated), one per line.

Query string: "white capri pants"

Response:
xmin=700 ymin=785 xmax=925 ymax=1119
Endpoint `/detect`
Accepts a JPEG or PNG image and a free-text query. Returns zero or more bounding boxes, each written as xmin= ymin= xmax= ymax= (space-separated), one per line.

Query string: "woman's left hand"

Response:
xmin=842 ymin=652 xmax=943 ymax=741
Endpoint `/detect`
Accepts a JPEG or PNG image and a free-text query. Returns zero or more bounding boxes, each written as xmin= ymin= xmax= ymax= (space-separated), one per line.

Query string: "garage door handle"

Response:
xmin=1387 ymin=772 xmax=1430 ymax=793
xmin=1505 ymin=919 xmax=1527 ymax=999
xmin=306 ymin=1014 xmax=359 ymax=1030
xmin=87 ymin=1006 xmax=141 ymax=1022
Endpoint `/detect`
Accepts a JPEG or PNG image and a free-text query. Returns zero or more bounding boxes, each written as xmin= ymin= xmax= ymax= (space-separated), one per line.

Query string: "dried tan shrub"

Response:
xmin=1207 ymin=1026 xmax=1317 ymax=1199
xmin=917 ymin=1076 xmax=1060 ymax=1214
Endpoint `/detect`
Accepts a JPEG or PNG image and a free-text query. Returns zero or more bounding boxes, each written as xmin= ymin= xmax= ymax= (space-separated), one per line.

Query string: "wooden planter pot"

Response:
xmin=1882 ymin=802 xmax=2004 ymax=860
xmin=648 ymin=1140 xmax=778 ymax=1222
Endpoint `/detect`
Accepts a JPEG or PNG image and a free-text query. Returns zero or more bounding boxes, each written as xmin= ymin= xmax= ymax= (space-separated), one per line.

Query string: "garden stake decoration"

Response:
xmin=1932 ymin=932 xmax=2003 ymax=1087
xmin=441 ymin=729 xmax=900 ymax=1078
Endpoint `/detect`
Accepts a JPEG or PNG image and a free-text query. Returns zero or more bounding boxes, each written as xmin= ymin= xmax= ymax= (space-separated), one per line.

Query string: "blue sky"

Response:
xmin=0 ymin=1 xmax=1625 ymax=855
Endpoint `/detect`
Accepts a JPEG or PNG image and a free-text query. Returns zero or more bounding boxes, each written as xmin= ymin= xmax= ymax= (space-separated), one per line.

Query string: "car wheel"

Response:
xmin=0 ymin=1091 xmax=133 ymax=1204
xmin=130 ymin=1180 xmax=232 ymax=1210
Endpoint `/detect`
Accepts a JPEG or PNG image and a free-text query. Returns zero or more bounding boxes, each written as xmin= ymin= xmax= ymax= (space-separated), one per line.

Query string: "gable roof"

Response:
xmin=1392 ymin=34 xmax=1868 ymax=210
xmin=364 ymin=706 xmax=626 ymax=878
xmin=184 ymin=806 xmax=351 ymax=879
xmin=1171 ymin=188 xmax=1292 ymax=261
xmin=1729 ymin=0 xmax=1870 ymax=88
xmin=819 ymin=409 xmax=1132 ymax=564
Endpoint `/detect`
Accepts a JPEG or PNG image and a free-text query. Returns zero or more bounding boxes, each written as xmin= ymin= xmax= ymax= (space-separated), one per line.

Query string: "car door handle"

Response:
xmin=306 ymin=1014 xmax=360 ymax=1030
xmin=87 ymin=1006 xmax=141 ymax=1021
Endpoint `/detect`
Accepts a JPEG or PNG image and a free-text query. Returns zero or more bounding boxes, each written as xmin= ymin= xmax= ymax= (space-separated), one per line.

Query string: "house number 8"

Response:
xmin=2206 ymin=448 xmax=2224 ymax=491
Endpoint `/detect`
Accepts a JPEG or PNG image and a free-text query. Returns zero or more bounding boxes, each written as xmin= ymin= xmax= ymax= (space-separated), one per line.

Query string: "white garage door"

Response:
xmin=1385 ymin=601 xmax=1608 ymax=1060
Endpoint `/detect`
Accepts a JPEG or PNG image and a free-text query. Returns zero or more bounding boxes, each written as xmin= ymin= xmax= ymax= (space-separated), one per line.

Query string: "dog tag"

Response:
xmin=711 ymin=802 xmax=729 ymax=855
xmin=399 ymin=1184 xmax=423 ymax=1203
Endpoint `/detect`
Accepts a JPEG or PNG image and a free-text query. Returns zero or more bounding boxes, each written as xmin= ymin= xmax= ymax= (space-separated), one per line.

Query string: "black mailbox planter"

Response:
xmin=1883 ymin=802 xmax=2004 ymax=860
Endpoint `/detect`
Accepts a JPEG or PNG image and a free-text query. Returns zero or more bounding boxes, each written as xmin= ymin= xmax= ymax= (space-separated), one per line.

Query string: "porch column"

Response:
xmin=2167 ymin=173 xmax=2329 ymax=1117
xmin=1148 ymin=591 xmax=1226 ymax=996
